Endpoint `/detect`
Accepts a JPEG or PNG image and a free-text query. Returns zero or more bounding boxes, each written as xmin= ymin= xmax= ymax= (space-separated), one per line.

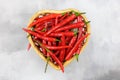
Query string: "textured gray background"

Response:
xmin=0 ymin=0 xmax=120 ymax=80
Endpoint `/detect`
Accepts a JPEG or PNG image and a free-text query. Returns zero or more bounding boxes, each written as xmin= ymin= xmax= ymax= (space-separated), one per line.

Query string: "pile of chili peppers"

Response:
xmin=23 ymin=11 xmax=90 ymax=73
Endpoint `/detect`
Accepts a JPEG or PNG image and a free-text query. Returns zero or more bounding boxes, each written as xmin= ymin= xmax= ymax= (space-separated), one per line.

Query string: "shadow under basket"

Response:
xmin=27 ymin=8 xmax=90 ymax=70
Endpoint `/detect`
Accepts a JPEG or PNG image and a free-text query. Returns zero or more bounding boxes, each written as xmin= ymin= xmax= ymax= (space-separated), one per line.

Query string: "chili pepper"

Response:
xmin=27 ymin=43 xmax=31 ymax=51
xmin=59 ymin=13 xmax=68 ymax=22
xmin=42 ymin=40 xmax=47 ymax=55
xmin=35 ymin=30 xmax=44 ymax=35
xmin=77 ymin=16 xmax=84 ymax=41
xmin=22 ymin=28 xmax=60 ymax=42
xmin=55 ymin=22 xmax=84 ymax=32
xmin=74 ymin=45 xmax=82 ymax=62
xmin=36 ymin=22 xmax=44 ymax=28
xmin=65 ymin=33 xmax=90 ymax=60
xmin=52 ymin=42 xmax=56 ymax=46
xmin=35 ymin=25 xmax=44 ymax=31
xmin=49 ymin=31 xmax=77 ymax=37
xmin=77 ymin=27 xmax=83 ymax=41
xmin=77 ymin=16 xmax=84 ymax=22
xmin=44 ymin=40 xmax=52 ymax=73
xmin=38 ymin=41 xmax=64 ymax=72
xmin=55 ymin=51 xmax=60 ymax=56
xmin=28 ymin=14 xmax=62 ymax=28
xmin=66 ymin=36 xmax=77 ymax=54
xmin=42 ymin=44 xmax=71 ymax=50
xmin=55 ymin=17 xmax=58 ymax=26
xmin=44 ymin=14 xmax=77 ymax=36
xmin=48 ymin=49 xmax=64 ymax=72
xmin=59 ymin=35 xmax=65 ymax=62
xmin=48 ymin=41 xmax=52 ymax=46
xmin=65 ymin=37 xmax=71 ymax=45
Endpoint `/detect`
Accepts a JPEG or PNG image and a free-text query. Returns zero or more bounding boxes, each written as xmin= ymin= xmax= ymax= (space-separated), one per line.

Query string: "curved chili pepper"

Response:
xmin=48 ymin=50 xmax=64 ymax=72
xmin=66 ymin=36 xmax=77 ymax=54
xmin=59 ymin=35 xmax=65 ymax=62
xmin=42 ymin=40 xmax=47 ymax=55
xmin=23 ymin=28 xmax=59 ymax=42
xmin=43 ymin=44 xmax=71 ymax=50
xmin=37 ymin=41 xmax=64 ymax=72
xmin=77 ymin=16 xmax=83 ymax=22
xmin=55 ymin=22 xmax=84 ymax=32
xmin=59 ymin=13 xmax=68 ymax=22
xmin=52 ymin=42 xmax=56 ymax=46
xmin=55 ymin=17 xmax=58 ymax=26
xmin=44 ymin=14 xmax=77 ymax=36
xmin=27 ymin=43 xmax=31 ymax=51
xmin=35 ymin=30 xmax=44 ymax=34
xmin=49 ymin=32 xmax=76 ymax=37
xmin=35 ymin=25 xmax=44 ymax=31
xmin=28 ymin=14 xmax=62 ymax=28
xmin=65 ymin=33 xmax=90 ymax=60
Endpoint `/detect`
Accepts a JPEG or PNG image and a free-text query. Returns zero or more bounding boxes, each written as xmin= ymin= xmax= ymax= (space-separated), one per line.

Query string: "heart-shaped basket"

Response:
xmin=26 ymin=8 xmax=90 ymax=70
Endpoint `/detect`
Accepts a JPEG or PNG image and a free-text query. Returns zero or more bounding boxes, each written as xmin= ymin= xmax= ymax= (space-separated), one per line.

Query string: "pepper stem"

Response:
xmin=85 ymin=21 xmax=91 ymax=25
xmin=61 ymin=12 xmax=66 ymax=16
xmin=75 ymin=54 xmax=79 ymax=62
xmin=26 ymin=34 xmax=31 ymax=38
xmin=31 ymin=26 xmax=35 ymax=31
xmin=44 ymin=56 xmax=50 ymax=73
xmin=41 ymin=28 xmax=46 ymax=32
xmin=73 ymin=31 xmax=78 ymax=36
xmin=80 ymin=12 xmax=86 ymax=14
xmin=56 ymin=39 xmax=61 ymax=42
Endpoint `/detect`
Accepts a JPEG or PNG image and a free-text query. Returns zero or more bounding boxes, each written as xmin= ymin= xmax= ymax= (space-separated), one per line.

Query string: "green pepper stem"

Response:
xmin=56 ymin=39 xmax=61 ymax=42
xmin=73 ymin=31 xmax=78 ymax=36
xmin=31 ymin=26 xmax=35 ymax=31
xmin=75 ymin=54 xmax=79 ymax=62
xmin=41 ymin=28 xmax=46 ymax=32
xmin=26 ymin=34 xmax=31 ymax=38
xmin=85 ymin=21 xmax=91 ymax=25
xmin=44 ymin=57 xmax=50 ymax=73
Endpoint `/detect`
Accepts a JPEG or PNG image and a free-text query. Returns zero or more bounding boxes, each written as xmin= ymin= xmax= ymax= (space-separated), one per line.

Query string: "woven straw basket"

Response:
xmin=27 ymin=8 xmax=90 ymax=70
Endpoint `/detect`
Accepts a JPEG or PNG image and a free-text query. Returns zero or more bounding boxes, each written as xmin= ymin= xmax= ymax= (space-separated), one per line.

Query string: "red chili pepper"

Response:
xmin=48 ymin=41 xmax=52 ymax=46
xmin=59 ymin=35 xmax=65 ymax=62
xmin=77 ymin=16 xmax=84 ymax=41
xmin=35 ymin=25 xmax=44 ymax=31
xmin=55 ymin=51 xmax=60 ymax=56
xmin=42 ymin=44 xmax=71 ymax=50
xmin=44 ymin=14 xmax=77 ymax=36
xmin=35 ymin=30 xmax=45 ymax=34
xmin=38 ymin=42 xmax=64 ymax=72
xmin=48 ymin=50 xmax=64 ymax=72
xmin=27 ymin=43 xmax=31 ymax=51
xmin=77 ymin=16 xmax=83 ymax=22
xmin=66 ymin=36 xmax=77 ymax=54
xmin=23 ymin=28 xmax=59 ymax=42
xmin=49 ymin=32 xmax=76 ymax=37
xmin=42 ymin=40 xmax=47 ymax=55
xmin=65 ymin=33 xmax=90 ymax=60
xmin=65 ymin=36 xmax=72 ymax=43
xmin=55 ymin=22 xmax=84 ymax=32
xmin=52 ymin=42 xmax=56 ymax=46
xmin=28 ymin=14 xmax=62 ymax=28
xmin=59 ymin=13 xmax=68 ymax=22
xmin=55 ymin=17 xmax=58 ymax=26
